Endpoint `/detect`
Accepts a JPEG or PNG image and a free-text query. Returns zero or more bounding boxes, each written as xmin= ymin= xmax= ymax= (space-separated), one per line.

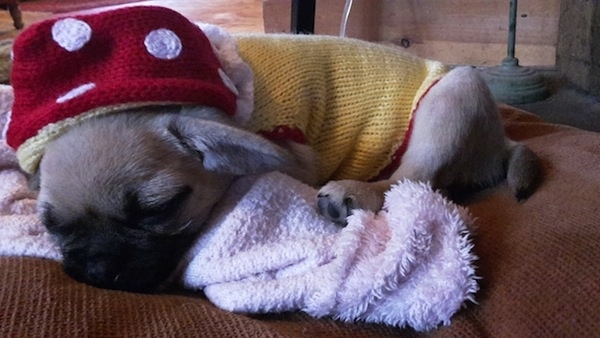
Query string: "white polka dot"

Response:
xmin=52 ymin=18 xmax=92 ymax=52
xmin=56 ymin=83 xmax=96 ymax=104
xmin=218 ymin=68 xmax=239 ymax=96
xmin=144 ymin=29 xmax=182 ymax=60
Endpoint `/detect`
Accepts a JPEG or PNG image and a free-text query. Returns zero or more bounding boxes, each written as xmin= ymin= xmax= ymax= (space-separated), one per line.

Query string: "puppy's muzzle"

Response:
xmin=59 ymin=233 xmax=193 ymax=293
xmin=61 ymin=250 xmax=173 ymax=293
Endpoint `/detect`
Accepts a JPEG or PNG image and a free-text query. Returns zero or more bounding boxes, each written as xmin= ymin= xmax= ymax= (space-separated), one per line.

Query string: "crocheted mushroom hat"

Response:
xmin=6 ymin=6 xmax=238 ymax=174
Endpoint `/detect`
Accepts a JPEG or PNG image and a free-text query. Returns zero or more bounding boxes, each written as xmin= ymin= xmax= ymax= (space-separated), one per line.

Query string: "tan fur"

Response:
xmin=35 ymin=66 xmax=541 ymax=291
xmin=316 ymin=67 xmax=541 ymax=222
xmin=36 ymin=106 xmax=305 ymax=291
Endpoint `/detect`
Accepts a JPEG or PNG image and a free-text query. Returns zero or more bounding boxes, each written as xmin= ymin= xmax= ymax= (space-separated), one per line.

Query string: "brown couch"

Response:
xmin=1 ymin=105 xmax=599 ymax=337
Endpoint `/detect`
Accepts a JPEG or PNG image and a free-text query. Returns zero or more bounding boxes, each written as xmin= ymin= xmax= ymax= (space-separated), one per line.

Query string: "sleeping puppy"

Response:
xmin=36 ymin=106 xmax=313 ymax=292
xmin=6 ymin=7 xmax=541 ymax=293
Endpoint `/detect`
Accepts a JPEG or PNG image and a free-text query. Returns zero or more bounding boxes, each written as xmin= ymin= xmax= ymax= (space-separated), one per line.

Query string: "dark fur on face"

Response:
xmin=36 ymin=106 xmax=294 ymax=293
xmin=40 ymin=196 xmax=195 ymax=292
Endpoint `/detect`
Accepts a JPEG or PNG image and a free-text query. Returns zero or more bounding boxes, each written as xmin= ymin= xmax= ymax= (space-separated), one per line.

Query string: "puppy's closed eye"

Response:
xmin=124 ymin=185 xmax=192 ymax=232
xmin=40 ymin=203 xmax=72 ymax=237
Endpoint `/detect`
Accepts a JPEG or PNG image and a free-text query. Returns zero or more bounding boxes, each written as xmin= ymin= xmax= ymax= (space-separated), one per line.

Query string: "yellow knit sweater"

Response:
xmin=235 ymin=34 xmax=447 ymax=184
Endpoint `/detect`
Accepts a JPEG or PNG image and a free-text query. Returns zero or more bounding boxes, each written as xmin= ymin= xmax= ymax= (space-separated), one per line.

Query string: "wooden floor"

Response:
xmin=0 ymin=0 xmax=265 ymax=40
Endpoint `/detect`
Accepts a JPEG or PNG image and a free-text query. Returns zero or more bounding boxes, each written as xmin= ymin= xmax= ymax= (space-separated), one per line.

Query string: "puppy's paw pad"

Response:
xmin=317 ymin=180 xmax=387 ymax=225
xmin=317 ymin=193 xmax=354 ymax=225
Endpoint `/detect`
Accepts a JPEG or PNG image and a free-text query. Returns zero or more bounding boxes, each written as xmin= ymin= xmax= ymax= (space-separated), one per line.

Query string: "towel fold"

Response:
xmin=0 ymin=84 xmax=61 ymax=260
xmin=180 ymin=172 xmax=478 ymax=331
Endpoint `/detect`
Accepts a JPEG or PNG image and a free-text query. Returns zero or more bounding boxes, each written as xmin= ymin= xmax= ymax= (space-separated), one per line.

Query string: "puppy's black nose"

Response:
xmin=62 ymin=256 xmax=160 ymax=293
xmin=84 ymin=259 xmax=120 ymax=286
xmin=57 ymin=230 xmax=193 ymax=293
xmin=63 ymin=257 xmax=121 ymax=289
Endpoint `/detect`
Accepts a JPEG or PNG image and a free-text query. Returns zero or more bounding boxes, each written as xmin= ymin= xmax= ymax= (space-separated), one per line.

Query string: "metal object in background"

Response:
xmin=481 ymin=0 xmax=549 ymax=104
xmin=290 ymin=0 xmax=354 ymax=36
xmin=291 ymin=0 xmax=315 ymax=34
xmin=339 ymin=0 xmax=354 ymax=37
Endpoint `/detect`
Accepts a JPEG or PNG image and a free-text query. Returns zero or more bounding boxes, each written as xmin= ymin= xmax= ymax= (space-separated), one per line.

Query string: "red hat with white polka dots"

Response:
xmin=6 ymin=6 xmax=238 ymax=173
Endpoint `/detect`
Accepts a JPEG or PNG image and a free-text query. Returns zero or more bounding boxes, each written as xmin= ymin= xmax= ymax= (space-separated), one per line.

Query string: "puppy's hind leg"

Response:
xmin=318 ymin=66 xmax=533 ymax=224
xmin=396 ymin=66 xmax=542 ymax=199
xmin=505 ymin=139 xmax=542 ymax=200
xmin=392 ymin=66 xmax=508 ymax=192
xmin=317 ymin=66 xmax=490 ymax=223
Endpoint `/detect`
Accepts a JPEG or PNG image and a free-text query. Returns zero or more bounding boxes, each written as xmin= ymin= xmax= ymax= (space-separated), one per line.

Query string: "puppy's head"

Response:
xmin=36 ymin=107 xmax=293 ymax=293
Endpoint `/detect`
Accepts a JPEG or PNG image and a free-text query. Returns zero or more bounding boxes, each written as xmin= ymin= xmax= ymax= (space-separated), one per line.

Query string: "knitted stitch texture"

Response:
xmin=6 ymin=6 xmax=446 ymax=179
xmin=6 ymin=6 xmax=237 ymax=174
xmin=235 ymin=35 xmax=447 ymax=184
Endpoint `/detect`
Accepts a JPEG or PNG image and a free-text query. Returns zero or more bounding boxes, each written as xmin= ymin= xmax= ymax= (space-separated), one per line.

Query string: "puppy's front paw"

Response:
xmin=317 ymin=180 xmax=386 ymax=225
xmin=317 ymin=189 xmax=355 ymax=225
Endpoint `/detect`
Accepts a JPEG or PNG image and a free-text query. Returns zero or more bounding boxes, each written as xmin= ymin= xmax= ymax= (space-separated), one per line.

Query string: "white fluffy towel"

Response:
xmin=180 ymin=172 xmax=479 ymax=331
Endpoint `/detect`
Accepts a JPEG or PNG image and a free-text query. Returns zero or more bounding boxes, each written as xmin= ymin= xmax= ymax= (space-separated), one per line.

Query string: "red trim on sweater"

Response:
xmin=370 ymin=78 xmax=442 ymax=181
xmin=258 ymin=126 xmax=307 ymax=144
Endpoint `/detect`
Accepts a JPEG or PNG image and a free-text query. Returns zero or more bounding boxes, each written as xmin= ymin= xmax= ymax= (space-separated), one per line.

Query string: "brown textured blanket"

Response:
xmin=1 ymin=105 xmax=599 ymax=337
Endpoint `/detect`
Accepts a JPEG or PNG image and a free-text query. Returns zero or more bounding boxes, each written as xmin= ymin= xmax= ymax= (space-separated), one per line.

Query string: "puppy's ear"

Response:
xmin=168 ymin=118 xmax=293 ymax=175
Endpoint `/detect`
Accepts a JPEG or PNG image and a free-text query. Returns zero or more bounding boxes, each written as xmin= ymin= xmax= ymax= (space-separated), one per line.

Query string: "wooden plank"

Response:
xmin=263 ymin=0 xmax=559 ymax=66
xmin=385 ymin=40 xmax=556 ymax=66
xmin=556 ymin=0 xmax=600 ymax=95
xmin=378 ymin=0 xmax=559 ymax=45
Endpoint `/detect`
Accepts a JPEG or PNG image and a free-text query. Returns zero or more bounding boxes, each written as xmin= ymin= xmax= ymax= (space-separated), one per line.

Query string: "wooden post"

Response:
xmin=555 ymin=0 xmax=600 ymax=96
xmin=291 ymin=0 xmax=315 ymax=34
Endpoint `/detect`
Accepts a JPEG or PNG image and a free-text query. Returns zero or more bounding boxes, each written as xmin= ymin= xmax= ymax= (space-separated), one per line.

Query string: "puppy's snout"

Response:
xmin=51 ymin=216 xmax=196 ymax=293
xmin=60 ymin=236 xmax=188 ymax=293
xmin=63 ymin=254 xmax=129 ymax=291
xmin=81 ymin=259 xmax=120 ymax=285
